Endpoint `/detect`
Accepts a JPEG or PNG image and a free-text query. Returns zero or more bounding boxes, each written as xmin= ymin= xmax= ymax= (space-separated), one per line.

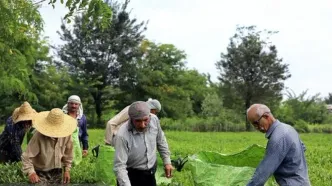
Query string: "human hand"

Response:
xmin=82 ymin=150 xmax=88 ymax=157
xmin=28 ymin=172 xmax=40 ymax=183
xmin=63 ymin=171 xmax=70 ymax=184
xmin=164 ymin=164 xmax=174 ymax=178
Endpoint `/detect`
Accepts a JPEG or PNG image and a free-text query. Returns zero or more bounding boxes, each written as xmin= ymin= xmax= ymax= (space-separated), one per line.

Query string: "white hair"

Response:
xmin=247 ymin=104 xmax=272 ymax=117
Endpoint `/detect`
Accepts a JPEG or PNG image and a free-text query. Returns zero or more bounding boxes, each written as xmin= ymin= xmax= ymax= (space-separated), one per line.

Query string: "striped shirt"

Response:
xmin=247 ymin=120 xmax=311 ymax=186
xmin=113 ymin=114 xmax=171 ymax=186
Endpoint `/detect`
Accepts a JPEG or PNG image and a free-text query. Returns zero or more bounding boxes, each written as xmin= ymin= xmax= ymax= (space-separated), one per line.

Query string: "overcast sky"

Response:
xmin=38 ymin=0 xmax=332 ymax=98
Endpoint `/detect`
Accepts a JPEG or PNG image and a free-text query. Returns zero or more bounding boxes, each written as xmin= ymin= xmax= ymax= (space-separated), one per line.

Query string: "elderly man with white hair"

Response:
xmin=63 ymin=95 xmax=89 ymax=157
xmin=104 ymin=98 xmax=162 ymax=146
xmin=246 ymin=104 xmax=311 ymax=186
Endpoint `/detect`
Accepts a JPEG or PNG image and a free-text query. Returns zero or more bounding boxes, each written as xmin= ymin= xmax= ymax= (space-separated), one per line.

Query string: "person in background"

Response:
xmin=0 ymin=102 xmax=36 ymax=163
xmin=105 ymin=98 xmax=162 ymax=146
xmin=113 ymin=101 xmax=172 ymax=186
xmin=22 ymin=108 xmax=77 ymax=184
xmin=62 ymin=95 xmax=89 ymax=157
xmin=246 ymin=104 xmax=311 ymax=186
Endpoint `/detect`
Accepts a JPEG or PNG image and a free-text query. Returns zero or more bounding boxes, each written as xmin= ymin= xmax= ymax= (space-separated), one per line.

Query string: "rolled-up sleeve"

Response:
xmin=105 ymin=106 xmax=130 ymax=145
xmin=156 ymin=118 xmax=171 ymax=165
xmin=113 ymin=136 xmax=131 ymax=186
xmin=62 ymin=136 xmax=73 ymax=172
xmin=21 ymin=134 xmax=40 ymax=176
xmin=247 ymin=134 xmax=291 ymax=186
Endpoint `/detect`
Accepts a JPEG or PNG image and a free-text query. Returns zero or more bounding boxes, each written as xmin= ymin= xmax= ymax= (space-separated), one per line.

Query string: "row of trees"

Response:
xmin=1 ymin=0 xmax=331 ymax=130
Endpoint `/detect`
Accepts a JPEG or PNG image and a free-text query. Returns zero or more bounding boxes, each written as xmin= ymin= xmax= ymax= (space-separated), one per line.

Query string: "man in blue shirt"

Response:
xmin=246 ymin=104 xmax=311 ymax=186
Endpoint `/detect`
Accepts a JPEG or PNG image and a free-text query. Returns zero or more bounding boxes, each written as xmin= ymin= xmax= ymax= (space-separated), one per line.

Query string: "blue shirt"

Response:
xmin=77 ymin=114 xmax=89 ymax=150
xmin=247 ymin=120 xmax=311 ymax=186
xmin=0 ymin=117 xmax=26 ymax=163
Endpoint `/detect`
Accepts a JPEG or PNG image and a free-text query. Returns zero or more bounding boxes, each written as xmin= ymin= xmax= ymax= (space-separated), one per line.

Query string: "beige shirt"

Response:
xmin=104 ymin=106 xmax=130 ymax=145
xmin=22 ymin=131 xmax=73 ymax=176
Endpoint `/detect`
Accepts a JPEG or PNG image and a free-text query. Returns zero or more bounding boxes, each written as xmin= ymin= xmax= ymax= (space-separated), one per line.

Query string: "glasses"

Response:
xmin=253 ymin=112 xmax=269 ymax=126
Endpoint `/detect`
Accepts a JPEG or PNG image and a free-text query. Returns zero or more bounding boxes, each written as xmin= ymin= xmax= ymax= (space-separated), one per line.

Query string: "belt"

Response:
xmin=127 ymin=165 xmax=157 ymax=175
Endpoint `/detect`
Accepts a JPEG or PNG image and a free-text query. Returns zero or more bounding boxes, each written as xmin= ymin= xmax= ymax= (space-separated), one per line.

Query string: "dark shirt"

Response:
xmin=78 ymin=114 xmax=89 ymax=150
xmin=0 ymin=116 xmax=26 ymax=163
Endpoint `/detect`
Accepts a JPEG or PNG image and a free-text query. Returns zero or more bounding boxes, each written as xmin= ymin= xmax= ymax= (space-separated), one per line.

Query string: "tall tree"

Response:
xmin=124 ymin=40 xmax=209 ymax=118
xmin=30 ymin=60 xmax=73 ymax=111
xmin=56 ymin=0 xmax=146 ymax=125
xmin=216 ymin=25 xmax=291 ymax=131
xmin=0 ymin=0 xmax=49 ymax=120
xmin=324 ymin=93 xmax=332 ymax=104
xmin=33 ymin=0 xmax=112 ymax=27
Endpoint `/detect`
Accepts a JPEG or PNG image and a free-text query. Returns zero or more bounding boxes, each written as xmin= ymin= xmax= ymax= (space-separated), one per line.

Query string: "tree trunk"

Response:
xmin=245 ymin=98 xmax=251 ymax=131
xmin=91 ymin=91 xmax=103 ymax=127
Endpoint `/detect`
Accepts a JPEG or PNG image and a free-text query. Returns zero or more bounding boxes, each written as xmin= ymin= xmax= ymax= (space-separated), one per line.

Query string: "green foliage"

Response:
xmin=0 ymin=0 xmax=50 ymax=119
xmin=324 ymin=93 xmax=332 ymax=104
xmin=56 ymin=0 xmax=145 ymax=125
xmin=160 ymin=110 xmax=245 ymax=132
xmin=70 ymin=157 xmax=98 ymax=183
xmin=216 ymin=25 xmax=291 ymax=130
xmin=0 ymin=0 xmax=43 ymax=97
xmin=201 ymin=92 xmax=223 ymax=118
xmin=275 ymin=90 xmax=329 ymax=125
xmin=126 ymin=40 xmax=210 ymax=119
xmin=294 ymin=120 xmax=310 ymax=133
xmin=0 ymin=128 xmax=331 ymax=185
xmin=0 ymin=162 xmax=28 ymax=183
xmin=34 ymin=0 xmax=112 ymax=28
xmin=31 ymin=61 xmax=72 ymax=111
xmin=309 ymin=124 xmax=332 ymax=133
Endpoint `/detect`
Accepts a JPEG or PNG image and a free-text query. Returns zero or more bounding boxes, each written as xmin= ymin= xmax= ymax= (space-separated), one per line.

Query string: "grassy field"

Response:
xmin=1 ymin=126 xmax=331 ymax=185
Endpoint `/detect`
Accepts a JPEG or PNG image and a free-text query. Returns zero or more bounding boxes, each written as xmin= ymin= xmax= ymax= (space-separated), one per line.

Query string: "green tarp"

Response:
xmin=93 ymin=144 xmax=277 ymax=186
xmin=187 ymin=144 xmax=277 ymax=186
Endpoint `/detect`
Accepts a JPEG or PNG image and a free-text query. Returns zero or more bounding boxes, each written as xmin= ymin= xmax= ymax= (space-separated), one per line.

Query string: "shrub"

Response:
xmin=294 ymin=120 xmax=310 ymax=133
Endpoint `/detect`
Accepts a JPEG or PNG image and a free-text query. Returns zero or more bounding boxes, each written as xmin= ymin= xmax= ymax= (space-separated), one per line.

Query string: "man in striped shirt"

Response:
xmin=113 ymin=101 xmax=172 ymax=186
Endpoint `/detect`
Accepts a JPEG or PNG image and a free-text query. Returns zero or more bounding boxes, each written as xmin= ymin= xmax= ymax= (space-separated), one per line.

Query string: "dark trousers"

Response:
xmin=117 ymin=165 xmax=157 ymax=186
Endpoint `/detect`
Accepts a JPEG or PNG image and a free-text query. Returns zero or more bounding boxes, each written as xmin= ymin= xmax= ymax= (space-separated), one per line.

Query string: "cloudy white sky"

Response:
xmin=39 ymin=0 xmax=332 ymax=98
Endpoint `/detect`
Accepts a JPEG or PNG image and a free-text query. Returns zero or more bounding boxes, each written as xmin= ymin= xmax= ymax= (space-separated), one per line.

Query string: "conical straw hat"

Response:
xmin=11 ymin=107 xmax=20 ymax=123
xmin=32 ymin=108 xmax=77 ymax=138
xmin=15 ymin=102 xmax=37 ymax=124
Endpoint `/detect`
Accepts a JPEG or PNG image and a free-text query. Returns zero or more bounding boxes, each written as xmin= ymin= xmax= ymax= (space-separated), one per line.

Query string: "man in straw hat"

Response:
xmin=0 ymin=102 xmax=36 ymax=163
xmin=22 ymin=108 xmax=77 ymax=184
xmin=62 ymin=95 xmax=89 ymax=157
xmin=113 ymin=101 xmax=173 ymax=186
xmin=105 ymin=98 xmax=162 ymax=146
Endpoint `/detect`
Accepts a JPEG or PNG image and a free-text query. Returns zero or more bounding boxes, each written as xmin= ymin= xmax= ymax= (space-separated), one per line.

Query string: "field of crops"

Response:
xmin=0 ymin=127 xmax=331 ymax=185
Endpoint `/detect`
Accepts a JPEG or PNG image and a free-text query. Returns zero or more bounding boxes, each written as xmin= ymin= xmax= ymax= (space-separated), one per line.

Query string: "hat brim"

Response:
xmin=15 ymin=113 xmax=36 ymax=124
xmin=32 ymin=111 xmax=78 ymax=138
